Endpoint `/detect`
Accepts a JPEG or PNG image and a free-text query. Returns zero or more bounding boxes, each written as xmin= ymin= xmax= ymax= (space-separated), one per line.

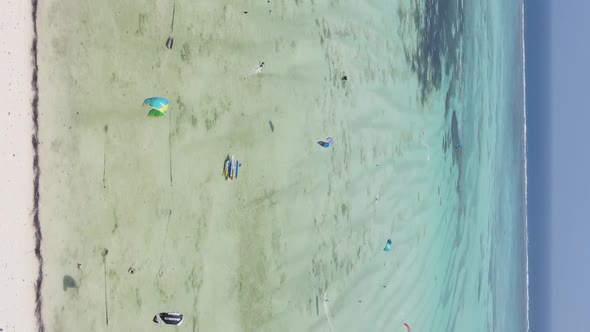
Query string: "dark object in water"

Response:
xmin=166 ymin=37 xmax=174 ymax=50
xmin=63 ymin=275 xmax=78 ymax=291
xmin=243 ymin=11 xmax=248 ymax=14
xmin=317 ymin=137 xmax=333 ymax=148
xmin=383 ymin=239 xmax=392 ymax=252
xmin=153 ymin=312 xmax=184 ymax=326
xmin=268 ymin=120 xmax=275 ymax=132
xmin=316 ymin=296 xmax=319 ymax=316
xmin=165 ymin=1 xmax=176 ymax=49
xmin=101 ymin=248 xmax=110 ymax=325
xmin=341 ymin=75 xmax=348 ymax=81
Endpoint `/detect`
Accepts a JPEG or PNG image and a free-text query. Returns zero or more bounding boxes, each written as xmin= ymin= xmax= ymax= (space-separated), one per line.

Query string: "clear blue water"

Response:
xmin=404 ymin=0 xmax=526 ymax=330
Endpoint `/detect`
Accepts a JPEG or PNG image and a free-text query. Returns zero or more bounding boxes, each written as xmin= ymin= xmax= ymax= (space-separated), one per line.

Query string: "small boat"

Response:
xmin=153 ymin=312 xmax=184 ymax=326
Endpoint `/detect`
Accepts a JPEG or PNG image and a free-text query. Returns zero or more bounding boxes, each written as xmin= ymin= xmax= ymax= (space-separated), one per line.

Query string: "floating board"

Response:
xmin=153 ymin=312 xmax=184 ymax=326
xmin=230 ymin=159 xmax=235 ymax=180
xmin=231 ymin=158 xmax=239 ymax=180
xmin=228 ymin=155 xmax=234 ymax=181
xmin=223 ymin=159 xmax=230 ymax=180
xmin=224 ymin=156 xmax=234 ymax=181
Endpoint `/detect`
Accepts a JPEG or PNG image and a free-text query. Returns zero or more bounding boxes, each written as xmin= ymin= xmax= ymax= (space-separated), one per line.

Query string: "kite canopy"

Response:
xmin=153 ymin=312 xmax=184 ymax=326
xmin=143 ymin=97 xmax=169 ymax=117
xmin=317 ymin=137 xmax=333 ymax=148
xmin=383 ymin=239 xmax=392 ymax=252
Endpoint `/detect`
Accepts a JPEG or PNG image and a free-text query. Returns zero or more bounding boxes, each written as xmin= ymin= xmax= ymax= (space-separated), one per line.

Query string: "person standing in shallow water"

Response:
xmin=243 ymin=62 xmax=265 ymax=78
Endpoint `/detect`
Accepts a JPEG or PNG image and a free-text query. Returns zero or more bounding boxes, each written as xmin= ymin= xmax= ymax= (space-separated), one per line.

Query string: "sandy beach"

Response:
xmin=0 ymin=0 xmax=38 ymax=331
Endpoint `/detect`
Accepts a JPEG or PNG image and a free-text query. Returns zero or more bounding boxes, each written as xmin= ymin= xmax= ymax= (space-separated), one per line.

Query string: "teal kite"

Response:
xmin=143 ymin=97 xmax=169 ymax=117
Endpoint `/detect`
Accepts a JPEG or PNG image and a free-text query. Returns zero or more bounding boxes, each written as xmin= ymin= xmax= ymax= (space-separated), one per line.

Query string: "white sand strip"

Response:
xmin=0 ymin=0 xmax=37 ymax=331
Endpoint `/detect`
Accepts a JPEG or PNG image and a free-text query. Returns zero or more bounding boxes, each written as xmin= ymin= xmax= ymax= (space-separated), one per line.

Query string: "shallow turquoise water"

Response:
xmin=412 ymin=0 xmax=527 ymax=330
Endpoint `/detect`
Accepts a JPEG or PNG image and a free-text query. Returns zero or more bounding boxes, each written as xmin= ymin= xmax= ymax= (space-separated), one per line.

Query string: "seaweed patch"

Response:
xmin=31 ymin=0 xmax=45 ymax=330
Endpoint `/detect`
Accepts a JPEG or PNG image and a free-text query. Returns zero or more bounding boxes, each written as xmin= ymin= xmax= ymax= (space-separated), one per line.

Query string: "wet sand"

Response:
xmin=37 ymin=0 xmax=452 ymax=331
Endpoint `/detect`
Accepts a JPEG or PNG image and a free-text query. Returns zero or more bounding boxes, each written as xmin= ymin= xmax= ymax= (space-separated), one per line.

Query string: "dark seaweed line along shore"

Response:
xmin=31 ymin=0 xmax=45 ymax=331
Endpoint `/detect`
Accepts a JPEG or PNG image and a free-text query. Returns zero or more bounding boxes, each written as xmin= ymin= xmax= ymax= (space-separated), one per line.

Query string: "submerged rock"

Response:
xmin=63 ymin=275 xmax=78 ymax=291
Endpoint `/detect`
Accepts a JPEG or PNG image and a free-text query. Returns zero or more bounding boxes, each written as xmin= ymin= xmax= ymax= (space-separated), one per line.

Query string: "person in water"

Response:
xmin=243 ymin=62 xmax=265 ymax=78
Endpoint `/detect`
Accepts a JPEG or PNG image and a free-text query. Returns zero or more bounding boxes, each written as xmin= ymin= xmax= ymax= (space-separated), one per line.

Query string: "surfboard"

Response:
xmin=230 ymin=158 xmax=236 ymax=180
xmin=224 ymin=158 xmax=231 ymax=181
xmin=228 ymin=155 xmax=234 ymax=180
